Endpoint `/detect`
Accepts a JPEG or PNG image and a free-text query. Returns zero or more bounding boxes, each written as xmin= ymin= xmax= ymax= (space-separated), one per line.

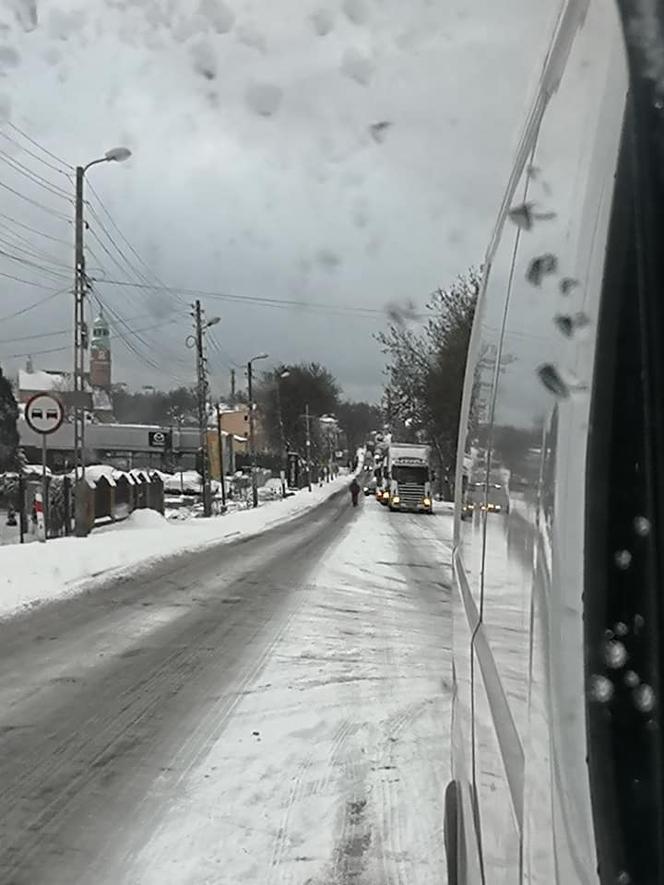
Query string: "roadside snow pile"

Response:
xmin=108 ymin=509 xmax=168 ymax=531
xmin=0 ymin=476 xmax=350 ymax=620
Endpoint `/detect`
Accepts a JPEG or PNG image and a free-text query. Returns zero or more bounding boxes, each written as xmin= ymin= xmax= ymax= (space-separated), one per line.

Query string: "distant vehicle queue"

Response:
xmin=362 ymin=439 xmax=433 ymax=514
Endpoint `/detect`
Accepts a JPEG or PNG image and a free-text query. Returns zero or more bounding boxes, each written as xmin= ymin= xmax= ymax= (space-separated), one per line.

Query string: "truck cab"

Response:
xmin=386 ymin=444 xmax=433 ymax=513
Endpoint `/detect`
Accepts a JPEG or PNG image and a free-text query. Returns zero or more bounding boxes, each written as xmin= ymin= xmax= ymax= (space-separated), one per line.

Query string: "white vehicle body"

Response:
xmin=386 ymin=443 xmax=432 ymax=513
xmin=447 ymin=2 xmax=664 ymax=883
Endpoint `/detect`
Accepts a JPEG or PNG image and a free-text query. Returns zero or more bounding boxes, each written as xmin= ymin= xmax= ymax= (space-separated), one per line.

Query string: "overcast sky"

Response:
xmin=0 ymin=0 xmax=555 ymax=403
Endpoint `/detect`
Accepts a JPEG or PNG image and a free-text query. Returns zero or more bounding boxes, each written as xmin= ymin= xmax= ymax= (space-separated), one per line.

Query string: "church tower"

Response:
xmin=90 ymin=309 xmax=111 ymax=389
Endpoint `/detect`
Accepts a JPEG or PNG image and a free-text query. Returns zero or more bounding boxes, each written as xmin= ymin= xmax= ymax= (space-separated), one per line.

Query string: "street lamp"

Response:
xmin=247 ymin=352 xmax=268 ymax=508
xmin=74 ymin=145 xmax=132 ymax=538
xmin=275 ymin=368 xmax=290 ymax=498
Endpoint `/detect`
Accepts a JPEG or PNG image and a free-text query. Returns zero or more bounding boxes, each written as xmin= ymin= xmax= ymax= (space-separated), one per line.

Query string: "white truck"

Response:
xmin=386 ymin=443 xmax=433 ymax=513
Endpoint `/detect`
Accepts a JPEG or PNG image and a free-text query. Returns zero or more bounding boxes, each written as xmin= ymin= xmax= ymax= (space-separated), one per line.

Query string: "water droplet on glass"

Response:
xmin=603 ymin=640 xmax=628 ymax=669
xmin=245 ymin=82 xmax=283 ymax=117
xmin=526 ymin=254 xmax=558 ymax=286
xmin=559 ymin=277 xmax=579 ymax=296
xmin=624 ymin=670 xmax=639 ymax=688
xmin=614 ymin=549 xmax=632 ymax=570
xmin=508 ymin=202 xmax=534 ymax=231
xmin=343 ymin=0 xmax=370 ymax=25
xmin=634 ymin=613 xmax=645 ymax=632
xmin=589 ymin=674 xmax=614 ymax=703
xmin=633 ymin=683 xmax=656 ymax=712
xmin=369 ymin=121 xmax=392 ymax=143
xmin=310 ymin=8 xmax=335 ymax=35
xmin=604 ymin=628 xmax=615 ymax=639
xmin=537 ymin=364 xmax=569 ymax=399
xmin=341 ymin=47 xmax=374 ymax=85
xmin=614 ymin=622 xmax=628 ymax=637
xmin=633 ymin=515 xmax=651 ymax=537
xmin=616 ymin=872 xmax=632 ymax=885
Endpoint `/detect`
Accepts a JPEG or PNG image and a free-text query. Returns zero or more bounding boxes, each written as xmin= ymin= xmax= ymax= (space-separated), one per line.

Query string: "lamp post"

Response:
xmin=74 ymin=146 xmax=131 ymax=537
xmin=275 ymin=368 xmax=290 ymax=497
xmin=247 ymin=352 xmax=268 ymax=508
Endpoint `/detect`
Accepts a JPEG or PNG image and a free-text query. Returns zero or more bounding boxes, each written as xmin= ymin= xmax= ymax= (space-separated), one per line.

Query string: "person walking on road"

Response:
xmin=349 ymin=477 xmax=360 ymax=507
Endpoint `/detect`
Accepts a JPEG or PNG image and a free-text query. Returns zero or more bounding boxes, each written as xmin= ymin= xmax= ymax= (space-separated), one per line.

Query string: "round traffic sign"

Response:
xmin=25 ymin=393 xmax=64 ymax=435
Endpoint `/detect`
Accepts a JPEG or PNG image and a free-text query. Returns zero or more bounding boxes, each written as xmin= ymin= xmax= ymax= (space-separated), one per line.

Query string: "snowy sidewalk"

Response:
xmin=0 ymin=477 xmax=350 ymax=621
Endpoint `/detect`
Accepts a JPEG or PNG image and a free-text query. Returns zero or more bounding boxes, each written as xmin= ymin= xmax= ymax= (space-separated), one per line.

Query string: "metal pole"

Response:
xmin=194 ymin=300 xmax=211 ymax=517
xmin=18 ymin=470 xmax=25 ymax=544
xmin=248 ymin=360 xmax=258 ymax=508
xmin=305 ymin=403 xmax=312 ymax=492
xmin=41 ymin=434 xmax=48 ymax=542
xmin=276 ymin=373 xmax=287 ymax=498
xmin=216 ymin=401 xmax=226 ymax=509
xmin=74 ymin=165 xmax=89 ymax=537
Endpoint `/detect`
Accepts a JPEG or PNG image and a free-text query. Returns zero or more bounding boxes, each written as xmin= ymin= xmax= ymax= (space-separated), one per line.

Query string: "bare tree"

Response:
xmin=378 ymin=268 xmax=480 ymax=492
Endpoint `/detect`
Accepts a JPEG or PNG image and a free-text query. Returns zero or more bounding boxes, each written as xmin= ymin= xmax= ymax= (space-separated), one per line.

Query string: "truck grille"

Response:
xmin=397 ymin=483 xmax=425 ymax=507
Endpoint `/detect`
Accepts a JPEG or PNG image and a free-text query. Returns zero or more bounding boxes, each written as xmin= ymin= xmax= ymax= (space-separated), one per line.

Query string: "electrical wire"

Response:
xmin=6 ymin=122 xmax=73 ymax=171
xmin=0 ymin=129 xmax=71 ymax=176
xmin=0 ymin=150 xmax=73 ymax=202
xmin=91 ymin=288 xmax=191 ymax=383
xmin=97 ymin=278 xmax=385 ymax=318
xmin=0 ymin=285 xmax=70 ymax=323
xmin=0 ymin=316 xmax=191 ymax=360
xmin=0 ymin=269 xmax=69 ymax=290
xmin=0 ymin=247 xmax=71 ymax=281
xmin=0 ymin=211 xmax=71 ymax=246
xmin=0 ymin=307 xmax=187 ymax=345
xmin=86 ymin=180 xmax=178 ymax=298
xmin=0 ymin=178 xmax=72 ymax=221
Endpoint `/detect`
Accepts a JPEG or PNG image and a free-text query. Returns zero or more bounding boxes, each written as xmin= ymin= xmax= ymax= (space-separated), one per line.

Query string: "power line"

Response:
xmin=0 ymin=269 xmax=69 ymax=290
xmin=85 ymin=203 xmax=184 ymax=311
xmin=86 ymin=180 xmax=177 ymax=297
xmin=0 ymin=308 xmax=187 ymax=345
xmin=0 ymin=128 xmax=71 ymax=176
xmin=0 ymin=247 xmax=71 ymax=280
xmin=0 ymin=150 xmax=73 ymax=202
xmin=0 ymin=227 xmax=70 ymax=271
xmin=0 ymin=285 xmax=70 ymax=323
xmin=6 ymin=122 xmax=73 ymax=171
xmin=92 ymin=289 xmax=190 ymax=383
xmin=97 ymin=278 xmax=384 ymax=318
xmin=0 ymin=211 xmax=71 ymax=246
xmin=0 ymin=178 xmax=72 ymax=221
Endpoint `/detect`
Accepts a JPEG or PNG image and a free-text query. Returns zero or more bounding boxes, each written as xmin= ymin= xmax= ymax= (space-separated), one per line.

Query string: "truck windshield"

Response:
xmin=393 ymin=466 xmax=428 ymax=484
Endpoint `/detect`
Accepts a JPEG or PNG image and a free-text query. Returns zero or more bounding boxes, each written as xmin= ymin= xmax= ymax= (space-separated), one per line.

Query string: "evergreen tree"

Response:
xmin=0 ymin=367 xmax=19 ymax=473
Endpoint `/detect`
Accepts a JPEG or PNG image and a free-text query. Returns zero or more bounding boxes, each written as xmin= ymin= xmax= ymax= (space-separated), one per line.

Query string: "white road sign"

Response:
xmin=25 ymin=393 xmax=64 ymax=435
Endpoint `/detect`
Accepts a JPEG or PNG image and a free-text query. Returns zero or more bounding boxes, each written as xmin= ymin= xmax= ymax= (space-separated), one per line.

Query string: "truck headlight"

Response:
xmin=392 ymin=496 xmax=400 ymax=505
xmin=423 ymin=497 xmax=431 ymax=507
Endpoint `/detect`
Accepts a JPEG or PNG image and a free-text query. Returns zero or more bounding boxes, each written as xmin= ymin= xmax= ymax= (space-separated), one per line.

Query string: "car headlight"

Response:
xmin=392 ymin=496 xmax=400 ymax=505
xmin=423 ymin=497 xmax=431 ymax=507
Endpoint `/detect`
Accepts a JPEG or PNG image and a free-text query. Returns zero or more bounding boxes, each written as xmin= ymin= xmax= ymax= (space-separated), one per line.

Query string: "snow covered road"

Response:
xmin=0 ymin=492 xmax=453 ymax=884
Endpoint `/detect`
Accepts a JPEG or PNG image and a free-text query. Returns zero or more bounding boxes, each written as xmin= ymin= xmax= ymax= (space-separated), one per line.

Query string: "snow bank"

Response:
xmin=0 ymin=476 xmax=350 ymax=621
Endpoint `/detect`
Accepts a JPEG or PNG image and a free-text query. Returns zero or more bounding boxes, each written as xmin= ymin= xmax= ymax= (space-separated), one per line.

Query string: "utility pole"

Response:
xmin=275 ymin=368 xmax=290 ymax=499
xmin=216 ymin=401 xmax=226 ymax=510
xmin=193 ymin=300 xmax=212 ymax=517
xmin=72 ymin=146 xmax=131 ymax=537
xmin=73 ymin=166 xmax=88 ymax=537
xmin=304 ymin=403 xmax=312 ymax=492
xmin=248 ymin=360 xmax=257 ymax=508
xmin=247 ymin=352 xmax=269 ymax=508
xmin=230 ymin=368 xmax=236 ymax=404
